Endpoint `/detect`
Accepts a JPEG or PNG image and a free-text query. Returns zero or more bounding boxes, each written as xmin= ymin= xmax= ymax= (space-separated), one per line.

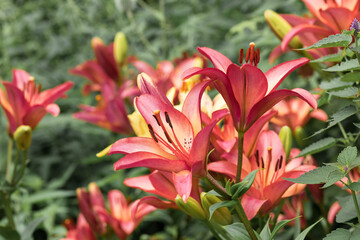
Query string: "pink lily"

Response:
xmin=268 ymin=0 xmax=360 ymax=61
xmin=277 ymin=194 xmax=307 ymax=229
xmin=109 ymin=75 xmax=228 ymax=202
xmin=208 ymin=130 xmax=316 ymax=219
xmin=271 ymin=95 xmax=328 ymax=134
xmin=183 ymin=44 xmax=317 ymax=133
xmin=61 ymin=214 xmax=96 ymax=240
xmin=0 ymin=69 xmax=73 ymax=135
xmin=73 ymin=81 xmax=134 ymax=134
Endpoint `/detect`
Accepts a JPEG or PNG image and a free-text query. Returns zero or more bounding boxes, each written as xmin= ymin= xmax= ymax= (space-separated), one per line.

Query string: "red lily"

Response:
xmin=267 ymin=0 xmax=360 ymax=61
xmin=0 ymin=69 xmax=73 ymax=135
xmin=271 ymin=95 xmax=328 ymax=134
xmin=109 ymin=74 xmax=228 ymax=202
xmin=277 ymin=194 xmax=307 ymax=229
xmin=183 ymin=44 xmax=317 ymax=132
xmin=73 ymin=81 xmax=134 ymax=134
xmin=208 ymin=130 xmax=316 ymax=219
xmin=61 ymin=214 xmax=96 ymax=240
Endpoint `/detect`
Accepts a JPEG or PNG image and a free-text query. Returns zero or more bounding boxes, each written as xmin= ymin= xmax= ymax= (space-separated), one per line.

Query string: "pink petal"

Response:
xmin=12 ymin=69 xmax=32 ymax=90
xmin=108 ymin=190 xmax=127 ymax=220
xmin=328 ymin=201 xmax=341 ymax=224
xmin=45 ymin=103 xmax=60 ymax=116
xmin=124 ymin=171 xmax=178 ymax=201
xmin=23 ymin=105 xmax=47 ymax=130
xmin=319 ymin=8 xmax=354 ymax=33
xmin=310 ymin=109 xmax=328 ymax=122
xmin=137 ymin=73 xmax=172 ymax=106
xmin=197 ymin=47 xmax=232 ymax=72
xmin=182 ymin=80 xmax=213 ymax=135
xmin=265 ymin=58 xmax=310 ymax=95
xmin=246 ymin=88 xmax=317 ymax=131
xmin=37 ymin=81 xmax=74 ymax=106
xmin=207 ymin=161 xmax=237 ymax=179
xmin=280 ymin=24 xmax=333 ymax=52
xmin=170 ymin=57 xmax=203 ymax=89
xmin=241 ymin=195 xmax=267 ymax=220
xmin=69 ymin=60 xmax=112 ymax=85
xmin=113 ymin=152 xmax=189 ymax=172
xmin=2 ymin=82 xmax=29 ymax=126
xmin=172 ymin=170 xmax=193 ymax=202
xmin=128 ymin=56 xmax=159 ymax=81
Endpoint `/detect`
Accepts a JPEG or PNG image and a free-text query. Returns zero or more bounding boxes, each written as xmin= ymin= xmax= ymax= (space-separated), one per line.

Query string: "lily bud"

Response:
xmin=14 ymin=125 xmax=32 ymax=150
xmin=200 ymin=192 xmax=233 ymax=225
xmin=114 ymin=32 xmax=128 ymax=67
xmin=175 ymin=195 xmax=206 ymax=220
xmin=294 ymin=126 xmax=307 ymax=148
xmin=264 ymin=10 xmax=302 ymax=49
xmin=279 ymin=126 xmax=292 ymax=160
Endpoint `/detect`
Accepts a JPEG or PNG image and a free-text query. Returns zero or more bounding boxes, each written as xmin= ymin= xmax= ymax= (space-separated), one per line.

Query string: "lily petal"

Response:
xmin=173 ymin=170 xmax=193 ymax=202
xmin=197 ymin=47 xmax=232 ymax=72
xmin=241 ymin=195 xmax=267 ymax=220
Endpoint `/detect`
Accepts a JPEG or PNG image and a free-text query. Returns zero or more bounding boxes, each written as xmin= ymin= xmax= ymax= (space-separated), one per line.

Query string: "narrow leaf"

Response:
xmin=294 ymin=218 xmax=323 ymax=240
xmin=21 ymin=217 xmax=47 ymax=240
xmin=297 ymin=138 xmax=336 ymax=157
xmin=209 ymin=200 xmax=236 ymax=220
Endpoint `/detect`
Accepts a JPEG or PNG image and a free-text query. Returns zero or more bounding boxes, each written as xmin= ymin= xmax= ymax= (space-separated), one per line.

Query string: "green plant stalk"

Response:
xmin=271 ymin=198 xmax=285 ymax=231
xmin=338 ymin=122 xmax=350 ymax=145
xmin=236 ymin=131 xmax=244 ymax=183
xmin=206 ymin=172 xmax=231 ymax=199
xmin=0 ymin=190 xmax=15 ymax=229
xmin=205 ymin=221 xmax=226 ymax=240
xmin=5 ymin=137 xmax=13 ymax=183
xmin=234 ymin=200 xmax=257 ymax=240
xmin=11 ymin=148 xmax=20 ymax=185
xmin=14 ymin=150 xmax=28 ymax=185
xmin=159 ymin=0 xmax=167 ymax=59
xmin=347 ymin=174 xmax=360 ymax=223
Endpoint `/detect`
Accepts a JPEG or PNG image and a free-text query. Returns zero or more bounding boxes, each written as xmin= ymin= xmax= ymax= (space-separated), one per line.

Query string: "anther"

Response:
xmin=245 ymin=48 xmax=250 ymax=63
xmin=255 ymin=150 xmax=260 ymax=167
xmin=261 ymin=157 xmax=265 ymax=168
xmin=275 ymin=158 xmax=280 ymax=171
xmin=239 ymin=49 xmax=244 ymax=64
xmin=148 ymin=124 xmax=158 ymax=143
xmin=153 ymin=110 xmax=161 ymax=126
xmin=165 ymin=112 xmax=173 ymax=128
xmin=278 ymin=155 xmax=283 ymax=169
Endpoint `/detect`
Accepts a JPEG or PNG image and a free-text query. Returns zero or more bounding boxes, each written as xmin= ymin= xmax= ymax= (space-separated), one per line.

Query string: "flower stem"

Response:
xmin=206 ymin=172 xmax=231 ymax=199
xmin=5 ymin=138 xmax=13 ymax=183
xmin=338 ymin=122 xmax=350 ymax=145
xmin=14 ymin=150 xmax=28 ymax=185
xmin=347 ymin=174 xmax=360 ymax=223
xmin=234 ymin=200 xmax=257 ymax=240
xmin=236 ymin=131 xmax=244 ymax=183
xmin=0 ymin=190 xmax=15 ymax=229
xmin=11 ymin=148 xmax=20 ymax=185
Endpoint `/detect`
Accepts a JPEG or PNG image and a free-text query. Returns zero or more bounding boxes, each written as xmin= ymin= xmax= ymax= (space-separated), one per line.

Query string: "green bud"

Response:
xmin=114 ymin=32 xmax=128 ymax=67
xmin=175 ymin=195 xmax=206 ymax=220
xmin=14 ymin=125 xmax=32 ymax=150
xmin=200 ymin=192 xmax=233 ymax=225
xmin=294 ymin=126 xmax=307 ymax=148
xmin=279 ymin=126 xmax=292 ymax=160
xmin=264 ymin=10 xmax=302 ymax=49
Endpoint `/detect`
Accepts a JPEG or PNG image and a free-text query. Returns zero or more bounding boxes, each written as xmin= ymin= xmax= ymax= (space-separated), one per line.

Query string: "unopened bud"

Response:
xmin=200 ymin=192 xmax=233 ymax=225
xmin=264 ymin=10 xmax=302 ymax=49
xmin=175 ymin=195 xmax=206 ymax=219
xmin=114 ymin=32 xmax=128 ymax=67
xmin=279 ymin=126 xmax=292 ymax=160
xmin=294 ymin=126 xmax=307 ymax=148
xmin=14 ymin=125 xmax=32 ymax=150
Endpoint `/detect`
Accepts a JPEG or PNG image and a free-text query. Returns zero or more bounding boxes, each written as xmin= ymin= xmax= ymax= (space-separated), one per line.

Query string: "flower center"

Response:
xmin=239 ymin=42 xmax=260 ymax=66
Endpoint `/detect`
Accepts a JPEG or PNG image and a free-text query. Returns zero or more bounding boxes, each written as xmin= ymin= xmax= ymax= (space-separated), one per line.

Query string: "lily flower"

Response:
xmin=271 ymin=95 xmax=328 ymax=134
xmin=208 ymin=130 xmax=316 ymax=219
xmin=266 ymin=0 xmax=360 ymax=61
xmin=61 ymin=214 xmax=96 ymax=240
xmin=0 ymin=69 xmax=73 ymax=135
xmin=109 ymin=76 xmax=228 ymax=202
xmin=183 ymin=44 xmax=317 ymax=133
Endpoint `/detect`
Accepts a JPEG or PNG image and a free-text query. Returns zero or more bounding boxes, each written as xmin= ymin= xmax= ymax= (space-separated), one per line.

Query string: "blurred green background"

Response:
xmin=0 ymin=0 xmax=313 ymax=239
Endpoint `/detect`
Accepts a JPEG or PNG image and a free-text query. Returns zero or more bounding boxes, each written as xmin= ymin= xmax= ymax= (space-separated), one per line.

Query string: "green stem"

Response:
xmin=234 ymin=200 xmax=257 ymax=240
xmin=159 ymin=0 xmax=167 ymax=59
xmin=11 ymin=148 xmax=20 ymax=185
xmin=5 ymin=138 xmax=13 ymax=183
xmin=0 ymin=190 xmax=15 ymax=229
xmin=351 ymin=189 xmax=360 ymax=223
xmin=338 ymin=122 xmax=350 ymax=145
xmin=205 ymin=221 xmax=225 ymax=240
xmin=14 ymin=150 xmax=27 ymax=185
xmin=271 ymin=198 xmax=285 ymax=231
xmin=206 ymin=172 xmax=231 ymax=199
xmin=236 ymin=132 xmax=244 ymax=183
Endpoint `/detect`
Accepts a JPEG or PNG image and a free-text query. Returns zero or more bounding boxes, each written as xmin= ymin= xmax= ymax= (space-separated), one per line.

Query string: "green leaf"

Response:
xmin=349 ymin=182 xmax=360 ymax=192
xmin=209 ymin=200 xmax=236 ymax=220
xmin=323 ymin=228 xmax=351 ymax=240
xmin=324 ymin=59 xmax=360 ymax=72
xmin=285 ymin=165 xmax=337 ymax=184
xmin=350 ymin=228 xmax=360 ymax=240
xmin=319 ymin=78 xmax=353 ymax=90
xmin=270 ymin=218 xmax=298 ymax=239
xmin=294 ymin=218 xmax=323 ymax=240
xmin=231 ymin=169 xmax=259 ymax=199
xmin=297 ymin=138 xmax=336 ymax=157
xmin=311 ymin=53 xmax=344 ymax=63
xmin=21 ymin=190 xmax=75 ymax=204
xmin=322 ymin=169 xmax=345 ymax=188
xmin=336 ymin=194 xmax=360 ymax=223
xmin=0 ymin=227 xmax=20 ymax=240
xmin=301 ymin=34 xmax=352 ymax=50
xmin=21 ymin=217 xmax=46 ymax=240
xmin=341 ymin=72 xmax=360 ymax=82
xmin=329 ymin=87 xmax=358 ymax=98
xmin=223 ymin=222 xmax=251 ymax=240
xmin=259 ymin=219 xmax=271 ymax=240
xmin=338 ymin=146 xmax=357 ymax=166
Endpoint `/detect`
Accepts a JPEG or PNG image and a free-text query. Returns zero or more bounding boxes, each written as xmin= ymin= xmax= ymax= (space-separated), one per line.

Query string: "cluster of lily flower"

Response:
xmin=1 ymin=0 xmax=360 ymax=239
